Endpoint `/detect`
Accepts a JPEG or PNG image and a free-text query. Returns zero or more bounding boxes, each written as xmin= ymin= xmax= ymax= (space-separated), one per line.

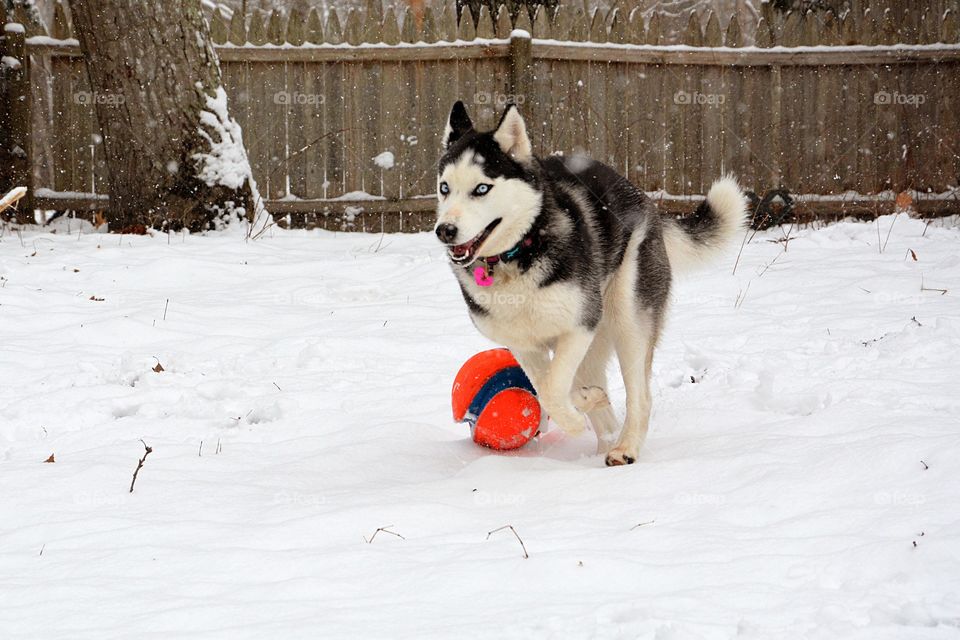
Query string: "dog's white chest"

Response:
xmin=461 ymin=268 xmax=584 ymax=350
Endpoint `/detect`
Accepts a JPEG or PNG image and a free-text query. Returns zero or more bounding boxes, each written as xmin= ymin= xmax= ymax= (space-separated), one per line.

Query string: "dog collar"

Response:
xmin=480 ymin=234 xmax=535 ymax=266
xmin=472 ymin=233 xmax=536 ymax=287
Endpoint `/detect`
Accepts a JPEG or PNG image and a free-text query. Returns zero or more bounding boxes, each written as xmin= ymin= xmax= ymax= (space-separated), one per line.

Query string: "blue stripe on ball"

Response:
xmin=464 ymin=365 xmax=536 ymax=426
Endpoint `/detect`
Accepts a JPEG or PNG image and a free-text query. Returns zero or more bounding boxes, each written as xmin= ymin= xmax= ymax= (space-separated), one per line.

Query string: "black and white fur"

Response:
xmin=435 ymin=101 xmax=747 ymax=466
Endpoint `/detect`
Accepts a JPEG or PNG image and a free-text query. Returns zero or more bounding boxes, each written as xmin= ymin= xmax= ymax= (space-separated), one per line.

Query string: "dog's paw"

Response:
xmin=605 ymin=448 xmax=637 ymax=466
xmin=571 ymin=386 xmax=609 ymax=412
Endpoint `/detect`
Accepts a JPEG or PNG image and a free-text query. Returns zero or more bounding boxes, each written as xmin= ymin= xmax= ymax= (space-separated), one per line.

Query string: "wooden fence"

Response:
xmin=4 ymin=0 xmax=960 ymax=231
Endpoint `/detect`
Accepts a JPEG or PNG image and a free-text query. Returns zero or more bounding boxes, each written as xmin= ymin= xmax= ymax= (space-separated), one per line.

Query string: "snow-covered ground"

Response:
xmin=1 ymin=215 xmax=958 ymax=638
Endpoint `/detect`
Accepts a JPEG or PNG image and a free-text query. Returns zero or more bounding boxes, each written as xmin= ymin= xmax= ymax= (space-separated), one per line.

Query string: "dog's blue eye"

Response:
xmin=473 ymin=183 xmax=492 ymax=196
xmin=439 ymin=181 xmax=449 ymax=196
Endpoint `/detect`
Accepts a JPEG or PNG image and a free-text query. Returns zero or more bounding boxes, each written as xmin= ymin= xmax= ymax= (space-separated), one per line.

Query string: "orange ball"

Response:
xmin=452 ymin=349 xmax=542 ymax=450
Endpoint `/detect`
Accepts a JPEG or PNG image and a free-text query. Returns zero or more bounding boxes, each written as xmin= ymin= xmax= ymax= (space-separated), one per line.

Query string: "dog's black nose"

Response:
xmin=435 ymin=223 xmax=458 ymax=244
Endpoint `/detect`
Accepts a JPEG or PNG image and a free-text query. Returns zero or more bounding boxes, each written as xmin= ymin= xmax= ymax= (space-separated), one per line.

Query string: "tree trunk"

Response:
xmin=67 ymin=0 xmax=263 ymax=231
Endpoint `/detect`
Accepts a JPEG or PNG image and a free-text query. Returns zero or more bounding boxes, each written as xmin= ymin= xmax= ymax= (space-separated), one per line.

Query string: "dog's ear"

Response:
xmin=442 ymin=101 xmax=473 ymax=149
xmin=493 ymin=104 xmax=532 ymax=162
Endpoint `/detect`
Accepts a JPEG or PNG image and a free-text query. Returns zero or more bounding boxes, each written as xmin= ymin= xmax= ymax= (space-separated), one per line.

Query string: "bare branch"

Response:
xmin=487 ymin=525 xmax=529 ymax=559
xmin=364 ymin=526 xmax=405 ymax=544
xmin=630 ymin=520 xmax=656 ymax=530
xmin=129 ymin=439 xmax=153 ymax=493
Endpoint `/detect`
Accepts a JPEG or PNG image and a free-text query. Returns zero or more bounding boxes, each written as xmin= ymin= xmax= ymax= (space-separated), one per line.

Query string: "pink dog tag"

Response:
xmin=473 ymin=265 xmax=494 ymax=287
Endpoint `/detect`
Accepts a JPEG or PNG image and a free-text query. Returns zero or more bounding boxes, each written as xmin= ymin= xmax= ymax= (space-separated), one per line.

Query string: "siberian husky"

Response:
xmin=435 ymin=101 xmax=747 ymax=466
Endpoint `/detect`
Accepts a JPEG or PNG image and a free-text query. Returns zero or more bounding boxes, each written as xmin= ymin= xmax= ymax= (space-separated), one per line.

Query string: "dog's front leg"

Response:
xmin=512 ymin=347 xmax=551 ymax=402
xmin=522 ymin=330 xmax=596 ymax=437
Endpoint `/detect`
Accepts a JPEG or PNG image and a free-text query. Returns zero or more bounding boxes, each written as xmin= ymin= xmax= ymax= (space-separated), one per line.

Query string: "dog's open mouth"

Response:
xmin=447 ymin=218 xmax=501 ymax=265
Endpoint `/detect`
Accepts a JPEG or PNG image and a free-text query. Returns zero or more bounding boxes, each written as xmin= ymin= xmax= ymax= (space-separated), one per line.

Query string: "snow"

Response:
xmin=328 ymin=190 xmax=385 ymax=201
xmin=33 ymin=188 xmax=108 ymax=200
xmin=192 ymin=85 xmax=269 ymax=234
xmin=194 ymin=87 xmax=256 ymax=192
xmin=530 ymin=39 xmax=960 ymax=53
xmin=373 ymin=151 xmax=395 ymax=170
xmin=23 ymin=35 xmax=79 ymax=46
xmin=1 ymin=55 xmax=22 ymax=70
xmin=4 ymin=22 xmax=25 ymax=34
xmin=1 ymin=215 xmax=960 ymax=637
xmin=0 ymin=186 xmax=28 ymax=209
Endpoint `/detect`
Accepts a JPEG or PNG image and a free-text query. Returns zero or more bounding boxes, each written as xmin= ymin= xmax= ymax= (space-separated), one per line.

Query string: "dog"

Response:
xmin=435 ymin=101 xmax=747 ymax=466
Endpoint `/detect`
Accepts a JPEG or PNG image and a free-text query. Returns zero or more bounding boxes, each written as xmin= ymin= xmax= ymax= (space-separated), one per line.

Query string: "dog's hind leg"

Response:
xmin=606 ymin=309 xmax=657 ymax=466
xmin=574 ymin=325 xmax=618 ymax=454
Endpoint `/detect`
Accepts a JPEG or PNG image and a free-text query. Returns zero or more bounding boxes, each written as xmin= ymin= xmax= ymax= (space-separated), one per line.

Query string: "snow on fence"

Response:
xmin=4 ymin=0 xmax=960 ymax=231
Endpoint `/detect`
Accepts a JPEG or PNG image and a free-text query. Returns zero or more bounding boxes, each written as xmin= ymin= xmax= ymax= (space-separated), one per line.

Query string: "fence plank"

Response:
xmin=52 ymin=0 xmax=70 ymax=38
xmin=69 ymin=62 xmax=93 ymax=194
xmin=229 ymin=6 xmax=247 ymax=44
xmin=440 ymin=3 xmax=456 ymax=42
xmin=306 ymin=8 xmax=323 ymax=44
xmin=646 ymin=12 xmax=661 ymax=45
xmin=532 ymin=6 xmax=550 ymax=39
xmin=209 ymin=9 xmax=228 ymax=43
xmin=422 ymin=6 xmax=439 ymax=43
xmin=907 ymin=61 xmax=935 ymax=191
xmin=589 ymin=8 xmax=606 ymax=43
xmin=323 ymin=25 xmax=345 ymax=198
xmin=516 ymin=9 xmax=533 ymax=36
xmin=287 ymin=8 xmax=305 ymax=46
xmin=248 ymin=10 xmax=266 ymax=45
xmin=285 ymin=60 xmax=306 ymax=198
xmin=267 ymin=9 xmax=285 ymax=45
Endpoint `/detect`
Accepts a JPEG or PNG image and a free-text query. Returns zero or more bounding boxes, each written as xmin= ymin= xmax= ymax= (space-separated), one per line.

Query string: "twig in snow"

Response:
xmin=39 ymin=544 xmax=45 ymax=557
xmin=364 ymin=526 xmax=405 ymax=544
xmin=129 ymin=440 xmax=153 ymax=493
xmin=920 ymin=460 xmax=929 ymax=470
xmin=487 ymin=525 xmax=529 ymax=559
xmin=630 ymin=520 xmax=656 ymax=530
xmin=757 ymin=248 xmax=784 ymax=278
xmin=216 ymin=438 xmax=222 ymax=455
xmin=273 ymin=382 xmax=282 ymax=391
xmin=881 ymin=212 xmax=900 ymax=253
xmin=198 ymin=440 xmax=203 ymax=457
xmin=369 ymin=231 xmax=390 ymax=253
xmin=732 ymin=225 xmax=751 ymax=276
xmin=734 ymin=281 xmax=751 ymax=310
xmin=163 ymin=298 xmax=169 ymax=321
xmin=920 ymin=276 xmax=948 ymax=296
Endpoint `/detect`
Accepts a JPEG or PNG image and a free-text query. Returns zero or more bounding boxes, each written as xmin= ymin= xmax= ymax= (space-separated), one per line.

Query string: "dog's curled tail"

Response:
xmin=662 ymin=175 xmax=749 ymax=273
